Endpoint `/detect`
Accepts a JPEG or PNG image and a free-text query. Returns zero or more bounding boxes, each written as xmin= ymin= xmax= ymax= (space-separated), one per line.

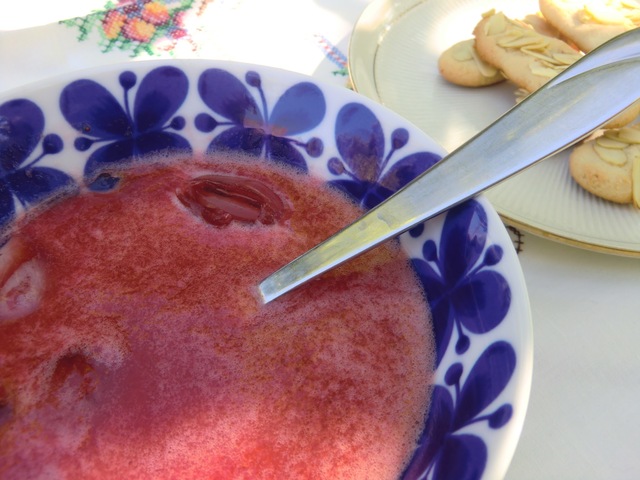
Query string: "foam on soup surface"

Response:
xmin=0 ymin=157 xmax=435 ymax=479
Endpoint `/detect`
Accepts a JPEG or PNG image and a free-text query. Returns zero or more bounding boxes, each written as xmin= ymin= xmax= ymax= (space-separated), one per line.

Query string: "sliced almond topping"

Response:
xmin=616 ymin=126 xmax=640 ymax=144
xmin=529 ymin=64 xmax=560 ymax=78
xmin=594 ymin=143 xmax=628 ymax=166
xmin=552 ymin=52 xmax=582 ymax=65
xmin=451 ymin=40 xmax=474 ymax=62
xmin=514 ymin=88 xmax=529 ymax=103
xmin=498 ymin=33 xmax=542 ymax=49
xmin=481 ymin=8 xmax=497 ymax=19
xmin=596 ymin=136 xmax=628 ymax=149
xmin=470 ymin=47 xmax=500 ymax=77
xmin=523 ymin=48 xmax=564 ymax=65
xmin=484 ymin=11 xmax=508 ymax=35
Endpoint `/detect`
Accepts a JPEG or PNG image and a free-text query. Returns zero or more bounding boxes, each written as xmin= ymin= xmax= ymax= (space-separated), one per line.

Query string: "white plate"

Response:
xmin=349 ymin=0 xmax=640 ymax=256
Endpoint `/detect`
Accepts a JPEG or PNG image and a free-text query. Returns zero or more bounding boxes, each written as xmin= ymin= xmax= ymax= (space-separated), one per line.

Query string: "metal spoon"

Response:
xmin=259 ymin=29 xmax=640 ymax=303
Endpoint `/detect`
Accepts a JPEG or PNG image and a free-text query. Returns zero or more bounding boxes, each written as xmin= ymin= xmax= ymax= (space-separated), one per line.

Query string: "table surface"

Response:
xmin=2 ymin=1 xmax=639 ymax=478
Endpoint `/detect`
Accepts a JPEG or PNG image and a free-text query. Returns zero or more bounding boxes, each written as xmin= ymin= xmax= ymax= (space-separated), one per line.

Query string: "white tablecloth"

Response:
xmin=2 ymin=1 xmax=639 ymax=478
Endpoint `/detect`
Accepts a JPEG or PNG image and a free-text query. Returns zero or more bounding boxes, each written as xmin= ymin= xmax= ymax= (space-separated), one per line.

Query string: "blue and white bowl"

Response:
xmin=0 ymin=60 xmax=532 ymax=480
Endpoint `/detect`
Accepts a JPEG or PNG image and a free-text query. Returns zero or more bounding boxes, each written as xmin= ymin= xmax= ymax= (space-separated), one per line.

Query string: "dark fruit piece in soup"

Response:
xmin=0 ymin=384 xmax=10 ymax=427
xmin=176 ymin=174 xmax=290 ymax=227
xmin=50 ymin=352 xmax=99 ymax=401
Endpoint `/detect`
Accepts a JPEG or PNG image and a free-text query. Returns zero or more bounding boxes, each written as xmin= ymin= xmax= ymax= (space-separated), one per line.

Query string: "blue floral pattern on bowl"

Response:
xmin=411 ymin=200 xmax=512 ymax=366
xmin=0 ymin=99 xmax=73 ymax=231
xmin=194 ymin=68 xmax=326 ymax=172
xmin=59 ymin=66 xmax=191 ymax=190
xmin=0 ymin=61 xmax=532 ymax=480
xmin=327 ymin=102 xmax=440 ymax=210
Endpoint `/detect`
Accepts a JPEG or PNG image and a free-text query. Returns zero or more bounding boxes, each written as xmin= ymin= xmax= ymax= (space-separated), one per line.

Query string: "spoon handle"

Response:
xmin=259 ymin=33 xmax=640 ymax=303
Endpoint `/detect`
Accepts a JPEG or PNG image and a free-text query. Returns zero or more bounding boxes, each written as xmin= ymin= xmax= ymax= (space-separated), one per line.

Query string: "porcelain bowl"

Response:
xmin=0 ymin=60 xmax=532 ymax=479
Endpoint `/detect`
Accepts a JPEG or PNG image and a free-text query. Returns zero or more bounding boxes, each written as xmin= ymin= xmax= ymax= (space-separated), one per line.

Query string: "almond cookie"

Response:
xmin=437 ymin=13 xmax=564 ymax=88
xmin=569 ymin=125 xmax=640 ymax=207
xmin=473 ymin=10 xmax=583 ymax=93
xmin=438 ymin=39 xmax=505 ymax=87
xmin=539 ymin=0 xmax=640 ymax=53
xmin=473 ymin=10 xmax=640 ymax=128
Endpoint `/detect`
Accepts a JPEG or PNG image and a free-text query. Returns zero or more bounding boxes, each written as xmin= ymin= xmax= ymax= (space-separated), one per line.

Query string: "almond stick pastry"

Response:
xmin=473 ymin=9 xmax=640 ymax=128
xmin=438 ymin=13 xmax=562 ymax=88
xmin=473 ymin=10 xmax=582 ymax=92
xmin=539 ymin=0 xmax=640 ymax=53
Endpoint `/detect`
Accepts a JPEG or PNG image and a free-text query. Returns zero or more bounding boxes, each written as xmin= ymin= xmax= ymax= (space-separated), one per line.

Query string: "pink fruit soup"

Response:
xmin=0 ymin=156 xmax=435 ymax=479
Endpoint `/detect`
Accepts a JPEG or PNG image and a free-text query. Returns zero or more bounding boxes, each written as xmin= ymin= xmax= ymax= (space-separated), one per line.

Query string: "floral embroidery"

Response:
xmin=0 ymin=99 xmax=72 ymax=230
xmin=195 ymin=68 xmax=326 ymax=172
xmin=62 ymin=0 xmax=209 ymax=57
xmin=59 ymin=66 xmax=190 ymax=190
xmin=328 ymin=102 xmax=441 ymax=209
xmin=315 ymin=35 xmax=349 ymax=78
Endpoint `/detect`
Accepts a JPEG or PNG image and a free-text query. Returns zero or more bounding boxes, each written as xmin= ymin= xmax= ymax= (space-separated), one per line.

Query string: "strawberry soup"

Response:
xmin=0 ymin=156 xmax=435 ymax=479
